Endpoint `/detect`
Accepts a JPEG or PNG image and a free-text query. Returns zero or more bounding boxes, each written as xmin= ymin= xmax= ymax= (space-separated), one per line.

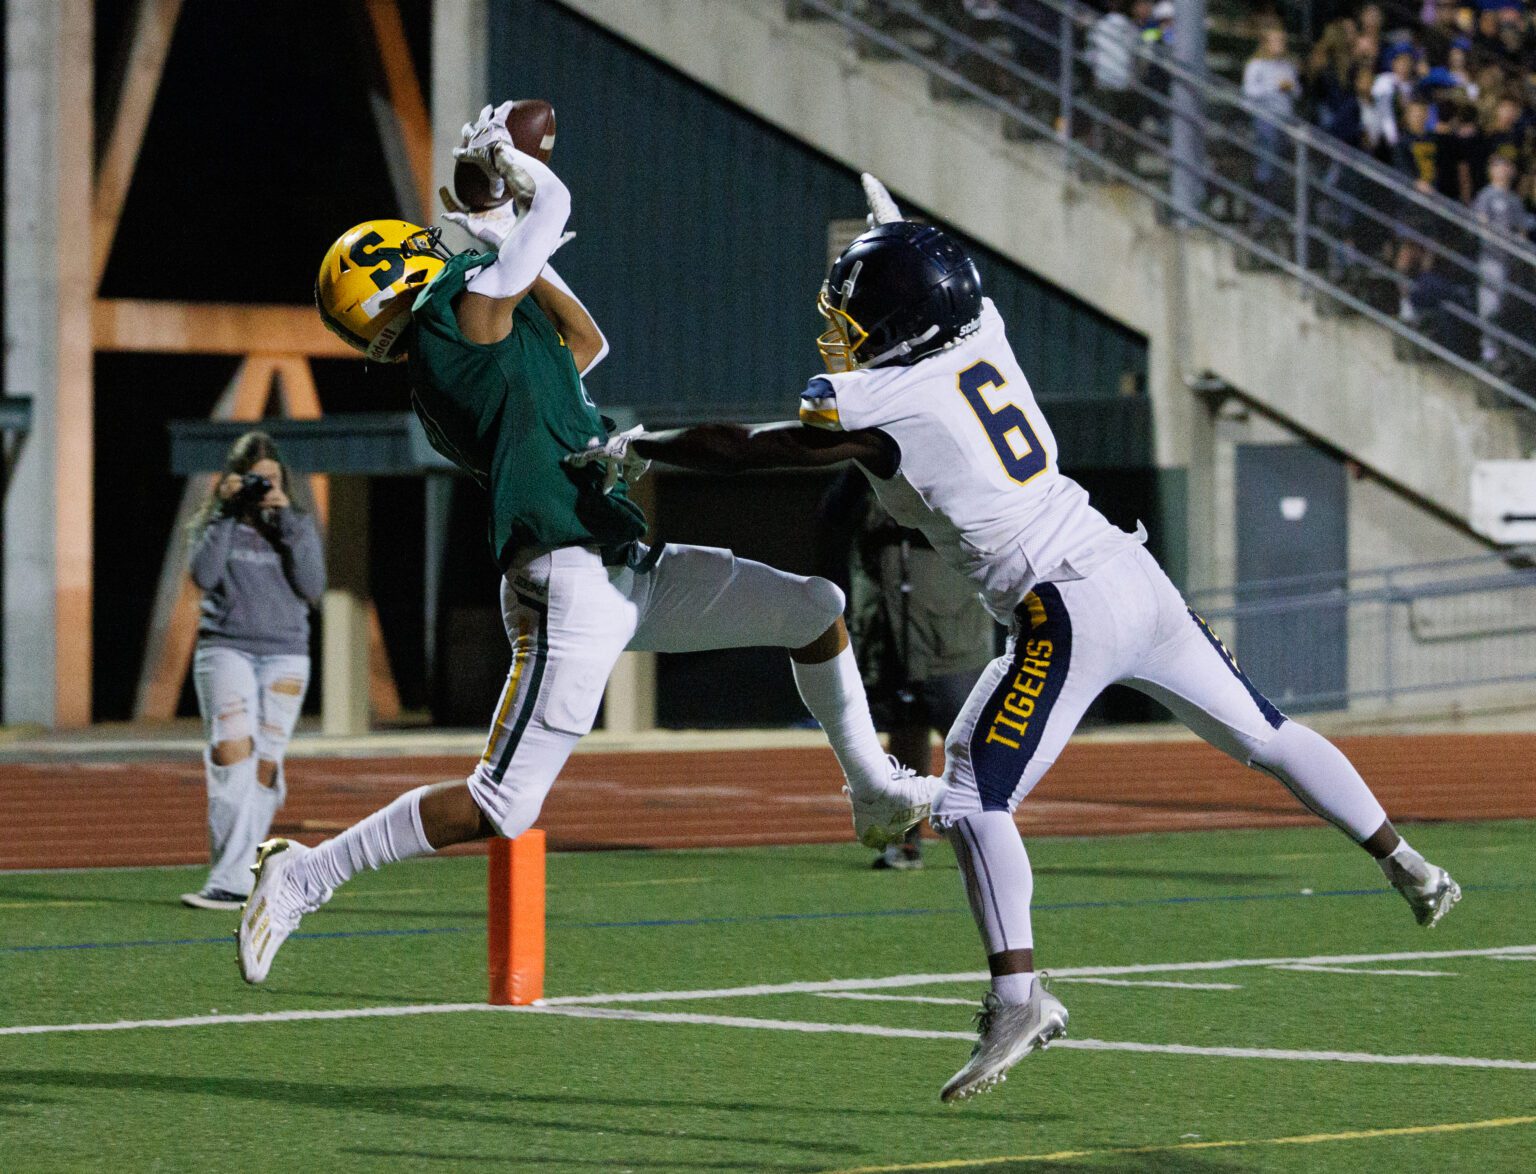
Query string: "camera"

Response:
xmin=224 ymin=472 xmax=273 ymax=515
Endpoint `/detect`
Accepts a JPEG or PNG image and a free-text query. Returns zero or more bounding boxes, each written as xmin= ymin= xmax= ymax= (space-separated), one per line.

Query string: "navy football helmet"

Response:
xmin=816 ymin=221 xmax=983 ymax=372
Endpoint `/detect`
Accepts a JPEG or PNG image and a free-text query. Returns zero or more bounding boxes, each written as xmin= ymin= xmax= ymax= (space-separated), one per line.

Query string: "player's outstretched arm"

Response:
xmin=633 ymin=421 xmax=898 ymax=478
xmin=450 ymin=143 xmax=573 ymax=346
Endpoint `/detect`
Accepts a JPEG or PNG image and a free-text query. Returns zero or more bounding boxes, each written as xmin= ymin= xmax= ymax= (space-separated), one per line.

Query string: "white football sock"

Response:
xmin=290 ymin=785 xmax=436 ymax=908
xmin=204 ymin=752 xmax=264 ymax=897
xmin=991 ymin=970 xmax=1038 ymax=1005
xmin=1248 ymin=720 xmax=1388 ymax=843
xmin=1380 ymin=839 xmax=1429 ymax=886
xmin=791 ymin=646 xmax=894 ymax=794
xmin=947 ymin=811 xmax=1036 ymax=967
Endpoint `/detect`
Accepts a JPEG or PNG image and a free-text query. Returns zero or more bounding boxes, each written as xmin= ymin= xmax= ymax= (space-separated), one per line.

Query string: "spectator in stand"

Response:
xmin=1312 ymin=23 xmax=1371 ymax=270
xmin=1309 ymin=18 xmax=1363 ymax=137
xmin=1394 ymin=96 xmax=1442 ymax=316
xmin=1472 ymin=152 xmax=1534 ymax=364
xmin=1449 ymin=98 xmax=1488 ymax=203
xmin=1492 ymin=7 xmax=1532 ymax=71
xmin=1446 ymin=39 xmax=1478 ymax=97
xmin=1373 ymin=45 xmax=1420 ymax=149
xmin=1485 ymin=92 xmax=1536 ymax=197
xmin=1086 ymin=0 xmax=1144 ymax=169
xmin=1473 ymin=6 xmax=1505 ymax=60
xmin=1421 ymin=0 xmax=1468 ymax=63
xmin=1245 ymin=26 xmax=1302 ymax=219
xmin=1409 ymin=251 xmax=1480 ymax=357
xmin=1358 ymin=62 xmax=1392 ymax=160
xmin=1354 ymin=3 xmax=1385 ymax=75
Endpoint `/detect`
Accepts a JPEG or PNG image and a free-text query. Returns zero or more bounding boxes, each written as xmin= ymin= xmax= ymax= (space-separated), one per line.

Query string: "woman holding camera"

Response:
xmin=181 ymin=431 xmax=326 ymax=910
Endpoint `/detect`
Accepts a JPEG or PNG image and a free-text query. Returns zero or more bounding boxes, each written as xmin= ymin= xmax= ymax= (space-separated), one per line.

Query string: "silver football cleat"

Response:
xmin=941 ymin=981 xmax=1069 ymax=1103
xmin=1384 ymin=857 xmax=1462 ymax=928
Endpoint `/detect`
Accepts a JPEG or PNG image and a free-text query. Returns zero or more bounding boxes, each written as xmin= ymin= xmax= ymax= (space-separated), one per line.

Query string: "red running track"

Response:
xmin=2 ymin=733 xmax=1532 ymax=870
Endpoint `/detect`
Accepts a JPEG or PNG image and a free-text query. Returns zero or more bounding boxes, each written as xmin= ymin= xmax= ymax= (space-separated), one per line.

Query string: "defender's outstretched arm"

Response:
xmin=633 ymin=421 xmax=899 ymax=478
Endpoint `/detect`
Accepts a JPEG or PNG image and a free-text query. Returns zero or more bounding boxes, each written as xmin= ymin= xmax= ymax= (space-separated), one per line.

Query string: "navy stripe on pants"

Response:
xmin=971 ymin=583 xmax=1074 ymax=811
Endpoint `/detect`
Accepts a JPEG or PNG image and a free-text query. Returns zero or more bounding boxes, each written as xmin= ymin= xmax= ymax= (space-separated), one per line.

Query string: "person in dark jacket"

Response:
xmin=817 ymin=470 xmax=997 ymax=869
xmin=182 ymin=431 xmax=325 ymax=909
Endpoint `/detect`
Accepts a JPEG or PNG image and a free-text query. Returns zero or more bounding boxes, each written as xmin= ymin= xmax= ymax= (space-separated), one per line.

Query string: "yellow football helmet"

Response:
xmin=316 ymin=220 xmax=452 ymax=362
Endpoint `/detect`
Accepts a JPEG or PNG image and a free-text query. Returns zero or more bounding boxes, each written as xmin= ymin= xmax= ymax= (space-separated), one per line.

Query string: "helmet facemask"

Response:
xmin=816 ymin=260 xmax=868 ymax=373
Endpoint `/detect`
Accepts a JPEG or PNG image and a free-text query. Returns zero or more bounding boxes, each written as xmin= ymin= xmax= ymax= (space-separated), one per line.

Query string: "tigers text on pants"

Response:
xmin=192 ymin=644 xmax=311 ymax=895
xmin=933 ymin=544 xmax=1288 ymax=825
xmin=466 ymin=543 xmax=843 ymax=839
xmin=930 ymin=544 xmax=1389 ymax=961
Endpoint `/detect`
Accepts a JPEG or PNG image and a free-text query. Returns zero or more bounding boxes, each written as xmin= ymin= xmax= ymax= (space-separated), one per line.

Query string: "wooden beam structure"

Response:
xmin=93 ymin=299 xmax=360 ymax=358
xmin=92 ymin=0 xmax=184 ymax=290
xmin=5 ymin=1 xmax=435 ymax=728
xmin=364 ymin=0 xmax=435 ymax=219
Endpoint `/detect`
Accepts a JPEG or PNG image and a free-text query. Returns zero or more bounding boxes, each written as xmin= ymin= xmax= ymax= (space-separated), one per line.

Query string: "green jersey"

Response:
xmin=408 ymin=251 xmax=646 ymax=568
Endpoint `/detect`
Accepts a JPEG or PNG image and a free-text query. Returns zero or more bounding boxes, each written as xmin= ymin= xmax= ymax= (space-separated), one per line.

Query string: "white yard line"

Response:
xmin=1057 ymin=977 xmax=1243 ymax=990
xmin=539 ymin=945 xmax=1536 ymax=1004
xmin=0 ymin=1003 xmax=498 ymax=1036
xmin=816 ymin=992 xmax=976 ymax=1007
xmin=520 ymin=1007 xmax=1536 ymax=1070
xmin=16 ymin=1001 xmax=1521 ymax=1072
xmin=4 ymin=944 xmax=1534 ymax=1063
xmin=538 ymin=972 xmax=991 ymax=1006
xmin=1274 ymin=964 xmax=1457 ymax=977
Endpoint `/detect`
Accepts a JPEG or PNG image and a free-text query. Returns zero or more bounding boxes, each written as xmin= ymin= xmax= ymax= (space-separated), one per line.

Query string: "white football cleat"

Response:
xmin=238 ymin=839 xmax=313 ymax=984
xmin=1382 ymin=852 xmax=1462 ymax=928
xmin=941 ymin=981 xmax=1069 ymax=1103
xmin=845 ymin=759 xmax=941 ymax=849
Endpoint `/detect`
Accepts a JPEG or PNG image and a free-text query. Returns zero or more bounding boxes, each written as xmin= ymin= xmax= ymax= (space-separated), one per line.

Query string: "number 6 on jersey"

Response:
xmin=957 ymin=360 xmax=1049 ymax=485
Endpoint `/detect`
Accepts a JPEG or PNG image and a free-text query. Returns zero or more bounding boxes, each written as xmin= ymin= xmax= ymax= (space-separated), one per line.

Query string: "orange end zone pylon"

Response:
xmin=487 ymin=829 xmax=545 ymax=1005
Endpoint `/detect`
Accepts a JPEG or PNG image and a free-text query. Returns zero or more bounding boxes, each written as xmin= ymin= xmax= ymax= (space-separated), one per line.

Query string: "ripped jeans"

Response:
xmin=190 ymin=644 xmax=310 ymax=895
xmin=192 ymin=645 xmax=311 ymax=766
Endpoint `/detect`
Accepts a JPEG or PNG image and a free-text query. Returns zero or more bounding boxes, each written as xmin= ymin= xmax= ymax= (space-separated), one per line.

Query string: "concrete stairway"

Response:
xmin=552 ymin=0 xmax=1531 ymax=536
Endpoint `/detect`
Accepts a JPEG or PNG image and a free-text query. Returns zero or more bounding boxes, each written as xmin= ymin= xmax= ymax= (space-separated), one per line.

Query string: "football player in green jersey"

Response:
xmin=237 ymin=107 xmax=938 ymax=984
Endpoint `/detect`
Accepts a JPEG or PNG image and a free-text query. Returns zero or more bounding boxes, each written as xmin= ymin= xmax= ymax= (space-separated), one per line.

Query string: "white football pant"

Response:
xmin=467 ymin=543 xmax=843 ymax=838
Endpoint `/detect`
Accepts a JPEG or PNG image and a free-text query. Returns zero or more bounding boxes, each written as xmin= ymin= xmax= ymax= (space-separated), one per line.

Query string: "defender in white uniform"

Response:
xmin=599 ymin=178 xmax=1462 ymax=1102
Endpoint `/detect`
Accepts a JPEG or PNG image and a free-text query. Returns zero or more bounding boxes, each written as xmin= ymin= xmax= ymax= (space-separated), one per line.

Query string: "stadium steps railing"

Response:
xmin=786 ymin=0 xmax=1536 ymax=421
xmin=1187 ymin=548 xmax=1536 ymax=711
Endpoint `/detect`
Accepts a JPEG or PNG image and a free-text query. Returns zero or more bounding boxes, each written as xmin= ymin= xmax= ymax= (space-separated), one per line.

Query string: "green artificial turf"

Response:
xmin=2 ymin=821 xmax=1533 ymax=1172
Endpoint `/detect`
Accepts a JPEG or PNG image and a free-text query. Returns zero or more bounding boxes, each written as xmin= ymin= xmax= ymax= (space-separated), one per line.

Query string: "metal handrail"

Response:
xmin=1188 ymin=547 xmax=1536 ymax=603
xmin=973 ymin=0 xmax=1536 ymax=337
xmin=799 ymin=0 xmax=1536 ymax=412
xmin=1196 ymin=568 xmax=1536 ymax=620
xmin=1007 ymin=0 xmax=1536 ymax=271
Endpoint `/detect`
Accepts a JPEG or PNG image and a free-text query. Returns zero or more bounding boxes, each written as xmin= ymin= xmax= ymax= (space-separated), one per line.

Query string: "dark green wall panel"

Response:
xmin=493 ymin=0 xmax=1148 ymax=439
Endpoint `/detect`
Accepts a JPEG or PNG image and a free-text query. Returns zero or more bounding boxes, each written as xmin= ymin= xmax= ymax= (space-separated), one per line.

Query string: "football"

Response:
xmin=452 ymin=99 xmax=557 ymax=211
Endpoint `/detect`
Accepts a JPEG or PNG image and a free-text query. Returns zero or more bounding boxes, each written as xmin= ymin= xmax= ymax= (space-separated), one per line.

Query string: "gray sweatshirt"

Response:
xmin=190 ymin=510 xmax=326 ymax=655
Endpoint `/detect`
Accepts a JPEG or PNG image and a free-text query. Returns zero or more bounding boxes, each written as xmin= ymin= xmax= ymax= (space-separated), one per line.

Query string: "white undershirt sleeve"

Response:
xmin=464 ymin=150 xmax=572 ymax=299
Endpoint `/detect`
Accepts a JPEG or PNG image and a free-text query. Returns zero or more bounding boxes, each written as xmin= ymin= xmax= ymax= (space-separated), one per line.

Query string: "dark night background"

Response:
xmin=20 ymin=1 xmax=1154 ymax=727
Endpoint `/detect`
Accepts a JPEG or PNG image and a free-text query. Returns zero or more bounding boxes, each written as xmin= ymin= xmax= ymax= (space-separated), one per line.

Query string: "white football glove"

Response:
xmin=862 ymin=172 xmax=904 ymax=226
xmin=462 ymin=101 xmax=515 ymax=151
xmin=563 ymin=426 xmax=651 ymax=495
xmin=450 ymin=102 xmax=517 ymax=204
xmin=452 ymin=139 xmax=536 ymax=208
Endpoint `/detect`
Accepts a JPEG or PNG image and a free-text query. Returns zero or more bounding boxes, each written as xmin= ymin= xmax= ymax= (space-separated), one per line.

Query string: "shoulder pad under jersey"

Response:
xmin=799 ymin=376 xmax=845 ymax=431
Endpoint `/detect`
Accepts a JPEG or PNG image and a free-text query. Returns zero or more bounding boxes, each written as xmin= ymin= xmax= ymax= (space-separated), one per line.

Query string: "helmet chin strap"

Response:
xmin=864 ymin=324 xmax=940 ymax=368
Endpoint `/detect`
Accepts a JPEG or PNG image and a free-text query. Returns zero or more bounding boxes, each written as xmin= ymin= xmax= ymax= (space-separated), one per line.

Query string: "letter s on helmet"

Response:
xmin=316 ymin=220 xmax=452 ymax=362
